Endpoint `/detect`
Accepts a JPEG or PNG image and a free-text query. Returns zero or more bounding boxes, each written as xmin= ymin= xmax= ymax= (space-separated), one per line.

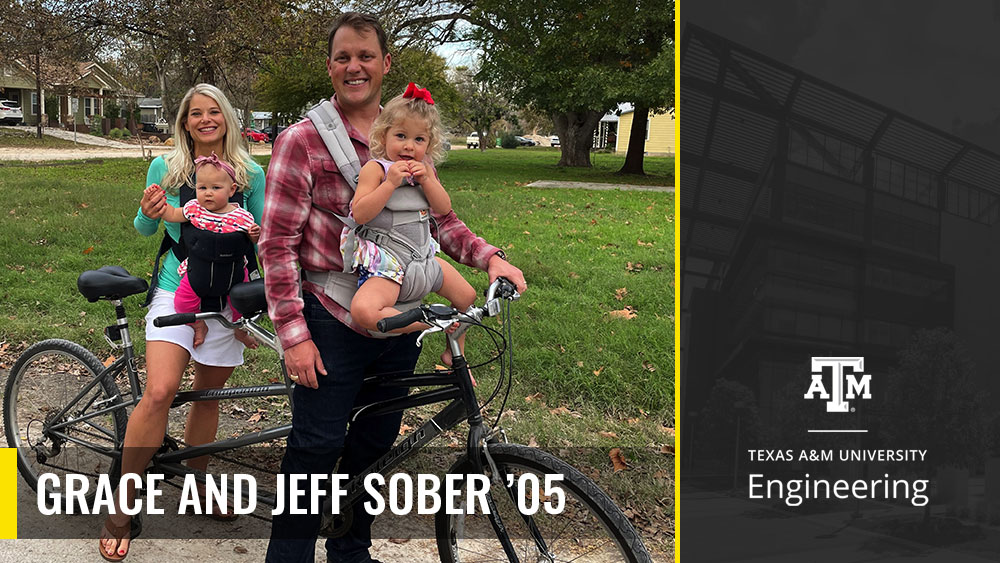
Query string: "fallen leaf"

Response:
xmin=247 ymin=408 xmax=266 ymax=424
xmin=637 ymin=239 xmax=654 ymax=247
xmin=660 ymin=444 xmax=675 ymax=455
xmin=398 ymin=424 xmax=413 ymax=435
xmin=79 ymin=202 xmax=89 ymax=208
xmin=550 ymin=406 xmax=572 ymax=416
xmin=609 ymin=448 xmax=629 ymax=472
xmin=528 ymin=436 xmax=539 ymax=447
xmin=234 ymin=546 xmax=248 ymax=554
xmin=599 ymin=431 xmax=618 ymax=439
xmin=593 ymin=366 xmax=605 ymax=376
xmin=576 ymin=361 xmax=584 ymax=367
xmin=524 ymin=392 xmax=543 ymax=403
xmin=103 ymin=355 xmax=116 ymax=367
xmin=608 ymin=307 xmax=637 ymax=319
xmin=614 ymin=287 xmax=628 ymax=301
xmin=660 ymin=426 xmax=675 ymax=438
xmin=627 ymin=418 xmax=640 ymax=425
xmin=388 ymin=537 xmax=410 ymax=544
xmin=643 ymin=361 xmax=656 ymax=372
xmin=653 ymin=469 xmax=669 ymax=479
xmin=568 ymin=271 xmax=580 ymax=279
xmin=82 ymin=246 xmax=94 ymax=255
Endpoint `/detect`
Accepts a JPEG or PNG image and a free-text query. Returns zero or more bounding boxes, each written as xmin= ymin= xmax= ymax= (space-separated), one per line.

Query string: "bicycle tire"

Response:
xmin=435 ymin=442 xmax=652 ymax=563
xmin=4 ymin=339 xmax=127 ymax=506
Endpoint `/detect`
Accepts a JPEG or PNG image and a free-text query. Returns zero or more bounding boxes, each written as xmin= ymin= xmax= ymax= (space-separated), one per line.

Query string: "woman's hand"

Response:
xmin=141 ymin=183 xmax=166 ymax=219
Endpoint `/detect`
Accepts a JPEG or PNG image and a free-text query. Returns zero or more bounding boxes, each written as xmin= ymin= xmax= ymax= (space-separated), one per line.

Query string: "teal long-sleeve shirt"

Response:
xmin=133 ymin=156 xmax=266 ymax=292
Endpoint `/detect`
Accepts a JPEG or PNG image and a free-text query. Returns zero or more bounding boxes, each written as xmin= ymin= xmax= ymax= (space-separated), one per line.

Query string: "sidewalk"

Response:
xmin=526 ymin=180 xmax=673 ymax=192
xmin=3 ymin=125 xmax=136 ymax=148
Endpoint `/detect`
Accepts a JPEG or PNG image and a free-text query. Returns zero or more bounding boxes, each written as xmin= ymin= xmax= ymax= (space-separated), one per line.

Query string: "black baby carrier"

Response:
xmin=143 ymin=178 xmax=259 ymax=312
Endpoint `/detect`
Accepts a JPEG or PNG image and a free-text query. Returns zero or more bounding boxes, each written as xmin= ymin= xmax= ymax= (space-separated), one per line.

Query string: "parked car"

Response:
xmin=0 ymin=100 xmax=23 ymax=125
xmin=262 ymin=124 xmax=288 ymax=142
xmin=242 ymin=127 xmax=270 ymax=143
xmin=466 ymin=132 xmax=479 ymax=149
xmin=140 ymin=122 xmax=160 ymax=133
xmin=550 ymin=135 xmax=560 ymax=147
xmin=515 ymin=135 xmax=536 ymax=147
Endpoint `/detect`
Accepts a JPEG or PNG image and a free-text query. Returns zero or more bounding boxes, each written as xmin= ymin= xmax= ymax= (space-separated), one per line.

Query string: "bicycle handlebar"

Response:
xmin=376 ymin=277 xmax=520 ymax=337
xmin=153 ymin=313 xmax=197 ymax=327
xmin=376 ymin=307 xmax=426 ymax=333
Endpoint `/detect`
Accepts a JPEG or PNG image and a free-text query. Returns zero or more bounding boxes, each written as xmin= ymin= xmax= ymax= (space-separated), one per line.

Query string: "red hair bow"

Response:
xmin=403 ymin=82 xmax=434 ymax=105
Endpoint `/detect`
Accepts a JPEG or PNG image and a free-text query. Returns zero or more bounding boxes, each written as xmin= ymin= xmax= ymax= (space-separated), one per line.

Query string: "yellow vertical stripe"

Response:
xmin=0 ymin=448 xmax=17 ymax=538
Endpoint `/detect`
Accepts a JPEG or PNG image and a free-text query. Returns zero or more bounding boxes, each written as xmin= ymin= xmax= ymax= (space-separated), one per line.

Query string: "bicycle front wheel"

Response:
xmin=4 ymin=339 xmax=127 ymax=504
xmin=435 ymin=442 xmax=652 ymax=563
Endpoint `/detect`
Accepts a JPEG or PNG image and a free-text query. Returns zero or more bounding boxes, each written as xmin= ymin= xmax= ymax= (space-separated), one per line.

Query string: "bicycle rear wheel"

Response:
xmin=4 ymin=339 xmax=127 ymax=505
xmin=435 ymin=442 xmax=652 ymax=563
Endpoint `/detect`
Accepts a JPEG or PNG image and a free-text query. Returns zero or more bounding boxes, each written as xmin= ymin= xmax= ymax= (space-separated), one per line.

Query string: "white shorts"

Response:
xmin=144 ymin=288 xmax=245 ymax=367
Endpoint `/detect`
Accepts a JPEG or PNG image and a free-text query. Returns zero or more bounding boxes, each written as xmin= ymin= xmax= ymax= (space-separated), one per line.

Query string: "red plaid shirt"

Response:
xmin=259 ymin=97 xmax=501 ymax=348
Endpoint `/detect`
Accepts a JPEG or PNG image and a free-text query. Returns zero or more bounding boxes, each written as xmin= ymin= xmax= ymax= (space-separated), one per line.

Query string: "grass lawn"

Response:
xmin=0 ymin=126 xmax=80 ymax=148
xmin=0 ymin=148 xmax=675 ymax=551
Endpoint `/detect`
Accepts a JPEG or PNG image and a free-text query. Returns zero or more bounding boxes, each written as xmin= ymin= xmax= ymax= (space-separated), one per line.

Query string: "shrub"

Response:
xmin=89 ymin=115 xmax=103 ymax=137
xmin=108 ymin=128 xmax=123 ymax=139
xmin=500 ymin=133 xmax=519 ymax=149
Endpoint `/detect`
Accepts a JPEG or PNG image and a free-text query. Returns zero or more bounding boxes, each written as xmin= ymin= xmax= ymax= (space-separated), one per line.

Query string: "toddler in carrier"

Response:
xmin=342 ymin=83 xmax=477 ymax=366
xmin=144 ymin=153 xmax=260 ymax=347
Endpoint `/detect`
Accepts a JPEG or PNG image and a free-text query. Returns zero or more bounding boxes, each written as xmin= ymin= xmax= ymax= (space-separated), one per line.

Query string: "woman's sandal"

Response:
xmin=98 ymin=514 xmax=142 ymax=562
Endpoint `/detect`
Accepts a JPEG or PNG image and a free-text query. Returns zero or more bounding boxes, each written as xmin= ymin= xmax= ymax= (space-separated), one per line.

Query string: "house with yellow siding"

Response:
xmin=615 ymin=106 xmax=675 ymax=156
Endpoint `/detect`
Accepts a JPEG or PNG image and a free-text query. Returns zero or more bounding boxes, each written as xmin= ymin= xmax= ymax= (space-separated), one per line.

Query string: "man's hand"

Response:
xmin=141 ymin=183 xmax=166 ymax=219
xmin=248 ymin=223 xmax=261 ymax=243
xmin=487 ymin=254 xmax=527 ymax=293
xmin=284 ymin=339 xmax=327 ymax=389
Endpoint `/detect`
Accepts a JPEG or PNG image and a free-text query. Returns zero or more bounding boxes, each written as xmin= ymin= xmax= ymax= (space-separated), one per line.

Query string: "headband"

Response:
xmin=403 ymin=82 xmax=434 ymax=105
xmin=194 ymin=152 xmax=237 ymax=182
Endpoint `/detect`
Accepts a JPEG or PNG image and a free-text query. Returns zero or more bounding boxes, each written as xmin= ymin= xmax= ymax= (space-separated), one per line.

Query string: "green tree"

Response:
xmin=881 ymin=328 xmax=988 ymax=525
xmin=0 ymin=0 xmax=100 ymax=137
xmin=455 ymin=0 xmax=672 ymax=167
xmin=450 ymin=65 xmax=512 ymax=152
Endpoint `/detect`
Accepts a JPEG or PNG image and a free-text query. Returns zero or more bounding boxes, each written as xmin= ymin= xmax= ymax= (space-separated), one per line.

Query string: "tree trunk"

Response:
xmin=617 ymin=104 xmax=649 ymax=175
xmin=553 ymin=110 xmax=602 ymax=167
xmin=34 ymin=53 xmax=43 ymax=139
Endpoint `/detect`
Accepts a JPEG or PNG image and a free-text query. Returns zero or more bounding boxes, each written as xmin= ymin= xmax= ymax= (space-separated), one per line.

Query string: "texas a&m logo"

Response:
xmin=804 ymin=357 xmax=871 ymax=412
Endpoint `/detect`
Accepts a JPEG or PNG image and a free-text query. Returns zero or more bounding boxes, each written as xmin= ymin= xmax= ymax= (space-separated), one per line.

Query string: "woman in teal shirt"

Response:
xmin=99 ymin=83 xmax=265 ymax=561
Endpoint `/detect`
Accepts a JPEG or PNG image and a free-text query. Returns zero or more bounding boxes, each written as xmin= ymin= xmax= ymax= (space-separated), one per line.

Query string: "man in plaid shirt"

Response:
xmin=260 ymin=12 xmax=526 ymax=563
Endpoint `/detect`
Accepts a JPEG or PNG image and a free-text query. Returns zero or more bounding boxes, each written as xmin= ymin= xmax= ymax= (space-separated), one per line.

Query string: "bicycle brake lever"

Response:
xmin=415 ymin=325 xmax=444 ymax=347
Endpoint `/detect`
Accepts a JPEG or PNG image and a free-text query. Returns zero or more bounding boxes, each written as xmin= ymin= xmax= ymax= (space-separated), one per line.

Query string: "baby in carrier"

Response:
xmin=144 ymin=153 xmax=260 ymax=347
xmin=342 ymin=83 xmax=476 ymax=366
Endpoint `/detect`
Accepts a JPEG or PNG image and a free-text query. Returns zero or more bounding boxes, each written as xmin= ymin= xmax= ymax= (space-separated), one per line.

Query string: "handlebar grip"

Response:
xmin=153 ymin=313 xmax=197 ymax=327
xmin=377 ymin=307 xmax=425 ymax=333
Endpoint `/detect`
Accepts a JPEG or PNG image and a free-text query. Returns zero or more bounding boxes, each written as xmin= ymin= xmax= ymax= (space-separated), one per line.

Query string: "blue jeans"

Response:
xmin=266 ymin=292 xmax=421 ymax=563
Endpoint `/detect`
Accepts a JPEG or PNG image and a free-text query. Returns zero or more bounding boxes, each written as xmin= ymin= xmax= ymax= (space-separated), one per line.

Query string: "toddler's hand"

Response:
xmin=408 ymin=161 xmax=427 ymax=183
xmin=248 ymin=223 xmax=261 ymax=243
xmin=386 ymin=161 xmax=411 ymax=187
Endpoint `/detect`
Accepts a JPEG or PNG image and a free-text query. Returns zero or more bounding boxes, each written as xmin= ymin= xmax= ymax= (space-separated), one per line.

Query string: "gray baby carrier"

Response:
xmin=303 ymin=100 xmax=442 ymax=333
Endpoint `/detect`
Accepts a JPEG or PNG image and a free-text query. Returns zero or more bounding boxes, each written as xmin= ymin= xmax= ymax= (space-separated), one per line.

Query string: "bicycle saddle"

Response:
xmin=77 ymin=266 xmax=149 ymax=302
xmin=230 ymin=278 xmax=267 ymax=318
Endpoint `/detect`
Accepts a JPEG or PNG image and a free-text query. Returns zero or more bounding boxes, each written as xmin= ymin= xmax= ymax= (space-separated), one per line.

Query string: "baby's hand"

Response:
xmin=248 ymin=223 xmax=261 ymax=243
xmin=141 ymin=183 xmax=166 ymax=218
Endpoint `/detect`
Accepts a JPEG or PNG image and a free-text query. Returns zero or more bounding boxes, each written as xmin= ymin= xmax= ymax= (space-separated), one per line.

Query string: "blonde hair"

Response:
xmin=369 ymin=92 xmax=445 ymax=163
xmin=161 ymin=84 xmax=254 ymax=193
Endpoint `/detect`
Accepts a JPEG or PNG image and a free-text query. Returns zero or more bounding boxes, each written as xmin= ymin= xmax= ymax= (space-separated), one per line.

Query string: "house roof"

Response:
xmin=139 ymin=98 xmax=162 ymax=108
